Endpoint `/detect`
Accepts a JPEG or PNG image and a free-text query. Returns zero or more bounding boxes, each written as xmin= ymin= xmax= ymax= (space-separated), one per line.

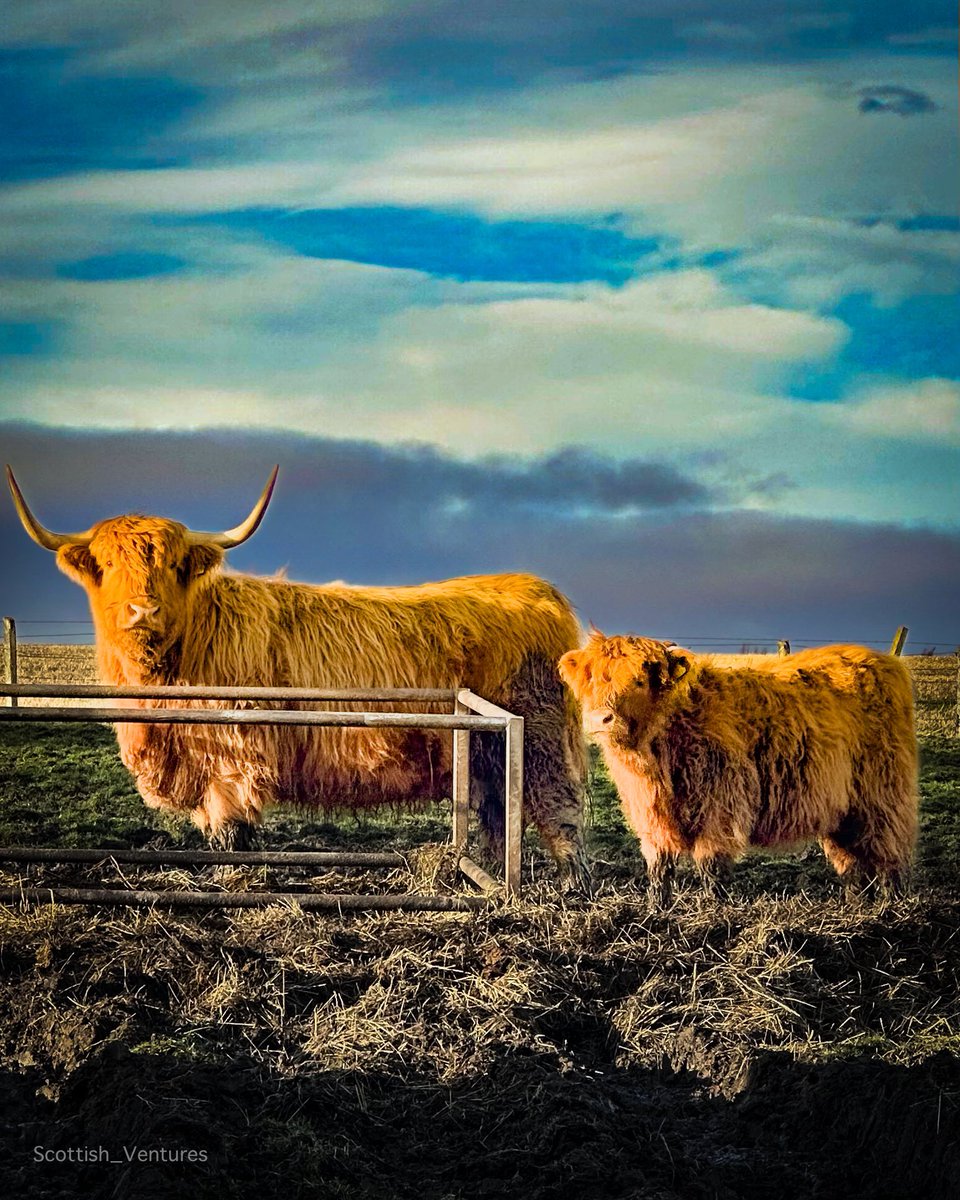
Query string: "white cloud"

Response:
xmin=0 ymin=260 xmax=846 ymax=459
xmin=737 ymin=215 xmax=960 ymax=307
xmin=1 ymin=1 xmax=390 ymax=78
xmin=830 ymin=378 xmax=960 ymax=444
xmin=4 ymin=52 xmax=951 ymax=233
xmin=380 ymin=271 xmax=846 ymax=396
xmin=887 ymin=26 xmax=958 ymax=48
xmin=316 ymin=60 xmax=955 ymax=241
xmin=327 ymin=93 xmax=796 ymax=214
xmin=0 ymin=164 xmax=342 ymax=216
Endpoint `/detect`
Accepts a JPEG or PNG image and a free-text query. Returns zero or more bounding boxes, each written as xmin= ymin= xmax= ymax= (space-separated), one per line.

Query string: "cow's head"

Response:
xmin=559 ymin=632 xmax=691 ymax=749
xmin=7 ymin=466 xmax=277 ymax=672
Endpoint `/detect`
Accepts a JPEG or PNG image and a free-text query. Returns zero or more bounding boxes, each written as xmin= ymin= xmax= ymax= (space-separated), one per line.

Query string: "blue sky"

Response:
xmin=0 ymin=2 xmax=957 ymax=650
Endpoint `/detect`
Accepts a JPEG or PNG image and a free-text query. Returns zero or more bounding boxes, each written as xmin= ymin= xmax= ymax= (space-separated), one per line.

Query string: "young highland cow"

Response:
xmin=559 ymin=634 xmax=918 ymax=903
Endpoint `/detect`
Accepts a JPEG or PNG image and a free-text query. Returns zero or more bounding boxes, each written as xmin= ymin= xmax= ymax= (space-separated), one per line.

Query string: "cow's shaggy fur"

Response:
xmin=44 ymin=515 xmax=589 ymax=888
xmin=559 ymin=634 xmax=918 ymax=902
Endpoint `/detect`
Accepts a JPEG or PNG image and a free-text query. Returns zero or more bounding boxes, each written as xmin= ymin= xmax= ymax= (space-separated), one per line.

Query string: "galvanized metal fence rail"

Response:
xmin=0 ymin=683 xmax=523 ymax=911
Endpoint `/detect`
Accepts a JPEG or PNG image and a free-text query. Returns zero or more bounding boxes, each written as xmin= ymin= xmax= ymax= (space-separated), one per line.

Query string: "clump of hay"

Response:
xmin=404 ymin=841 xmax=465 ymax=893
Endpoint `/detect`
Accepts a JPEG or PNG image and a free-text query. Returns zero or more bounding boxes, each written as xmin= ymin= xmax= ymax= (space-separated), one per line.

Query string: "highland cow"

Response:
xmin=559 ymin=634 xmax=917 ymax=903
xmin=8 ymin=466 xmax=589 ymax=889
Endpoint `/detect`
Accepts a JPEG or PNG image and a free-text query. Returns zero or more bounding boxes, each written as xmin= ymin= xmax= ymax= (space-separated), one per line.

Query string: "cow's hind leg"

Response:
xmin=470 ymin=738 xmax=505 ymax=868
xmin=823 ymin=812 xmax=911 ymax=900
xmin=521 ymin=738 xmax=590 ymax=893
xmin=820 ymin=830 xmax=859 ymax=897
xmin=471 ymin=725 xmax=590 ymax=894
xmin=502 ymin=655 xmax=591 ymax=893
xmin=821 ymin=836 xmax=892 ymax=900
xmin=694 ymin=852 xmax=735 ymax=899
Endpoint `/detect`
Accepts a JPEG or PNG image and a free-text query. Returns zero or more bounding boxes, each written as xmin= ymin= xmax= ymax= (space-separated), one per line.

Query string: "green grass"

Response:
xmin=0 ymin=725 xmax=957 ymax=893
xmin=0 ymin=722 xmax=458 ymax=851
xmin=915 ymin=735 xmax=960 ymax=887
xmin=0 ymin=722 xmax=160 ymax=847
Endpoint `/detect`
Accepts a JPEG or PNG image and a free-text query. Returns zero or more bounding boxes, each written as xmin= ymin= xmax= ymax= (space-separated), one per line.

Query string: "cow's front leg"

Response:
xmin=644 ymin=850 xmax=677 ymax=909
xmin=191 ymin=776 xmax=263 ymax=851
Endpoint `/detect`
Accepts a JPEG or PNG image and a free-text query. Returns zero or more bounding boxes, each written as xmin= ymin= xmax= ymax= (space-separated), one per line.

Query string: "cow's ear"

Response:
xmin=56 ymin=544 xmax=101 ymax=587
xmin=182 ymin=543 xmax=222 ymax=581
xmin=558 ymin=650 xmax=579 ymax=684
xmin=666 ymin=648 xmax=691 ymax=683
xmin=559 ymin=650 xmax=591 ymax=687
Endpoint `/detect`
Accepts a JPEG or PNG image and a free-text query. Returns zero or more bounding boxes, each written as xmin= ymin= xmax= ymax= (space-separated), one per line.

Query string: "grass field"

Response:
xmin=0 ymin=717 xmax=958 ymax=1199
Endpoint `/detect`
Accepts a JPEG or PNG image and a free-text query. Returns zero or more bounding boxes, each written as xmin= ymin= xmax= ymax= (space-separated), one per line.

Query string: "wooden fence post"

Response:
xmin=956 ymin=651 xmax=960 ymax=737
xmin=890 ymin=626 xmax=908 ymax=656
xmin=2 ymin=617 xmax=16 ymax=708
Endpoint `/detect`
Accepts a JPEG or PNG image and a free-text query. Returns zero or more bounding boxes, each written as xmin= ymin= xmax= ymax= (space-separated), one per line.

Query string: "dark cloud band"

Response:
xmin=1 ymin=423 xmax=956 ymax=651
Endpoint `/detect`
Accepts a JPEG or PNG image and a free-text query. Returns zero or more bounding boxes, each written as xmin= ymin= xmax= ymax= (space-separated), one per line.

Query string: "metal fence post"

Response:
xmin=504 ymin=715 xmax=524 ymax=898
xmin=2 ymin=618 xmax=16 ymax=708
xmin=452 ymin=696 xmax=470 ymax=851
xmin=890 ymin=626 xmax=908 ymax=656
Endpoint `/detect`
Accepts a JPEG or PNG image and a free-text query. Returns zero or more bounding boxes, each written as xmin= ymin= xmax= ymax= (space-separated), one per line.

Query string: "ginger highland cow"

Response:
xmin=8 ymin=466 xmax=589 ymax=890
xmin=560 ymin=633 xmax=917 ymax=903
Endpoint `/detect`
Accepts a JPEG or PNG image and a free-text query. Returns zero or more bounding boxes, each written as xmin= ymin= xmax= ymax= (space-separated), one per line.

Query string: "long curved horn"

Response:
xmin=187 ymin=466 xmax=279 ymax=549
xmin=5 ymin=466 xmax=94 ymax=551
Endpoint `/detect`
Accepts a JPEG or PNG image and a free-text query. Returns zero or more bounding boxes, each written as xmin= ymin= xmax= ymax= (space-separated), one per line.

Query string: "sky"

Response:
xmin=0 ymin=2 xmax=957 ymax=652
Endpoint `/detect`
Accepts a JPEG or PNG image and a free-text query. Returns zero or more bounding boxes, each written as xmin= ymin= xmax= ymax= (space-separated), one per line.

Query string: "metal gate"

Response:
xmin=0 ymin=683 xmax=524 ymax=911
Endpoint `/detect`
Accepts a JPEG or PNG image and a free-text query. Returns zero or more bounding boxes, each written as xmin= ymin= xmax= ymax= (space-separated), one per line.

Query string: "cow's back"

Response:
xmin=181 ymin=570 xmax=577 ymax=693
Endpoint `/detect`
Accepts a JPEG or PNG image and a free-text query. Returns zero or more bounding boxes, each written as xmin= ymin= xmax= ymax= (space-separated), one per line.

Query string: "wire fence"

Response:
xmin=3 ymin=618 xmax=958 ymax=737
xmin=9 ymin=621 xmax=960 ymax=655
xmin=8 ymin=620 xmax=97 ymax=644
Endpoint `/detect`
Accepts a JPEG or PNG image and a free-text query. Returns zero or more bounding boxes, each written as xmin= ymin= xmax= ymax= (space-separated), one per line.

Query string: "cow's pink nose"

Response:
xmin=127 ymin=602 xmax=159 ymax=626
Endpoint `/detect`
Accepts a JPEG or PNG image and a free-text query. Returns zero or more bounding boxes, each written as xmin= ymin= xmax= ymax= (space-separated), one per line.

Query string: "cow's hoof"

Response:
xmin=646 ymin=887 xmax=673 ymax=912
xmin=210 ymin=821 xmax=258 ymax=853
xmin=558 ymin=852 xmax=593 ymax=897
xmin=696 ymin=855 xmax=734 ymax=900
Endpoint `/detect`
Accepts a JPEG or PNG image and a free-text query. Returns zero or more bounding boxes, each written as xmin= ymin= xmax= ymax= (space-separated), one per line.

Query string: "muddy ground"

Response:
xmin=2 ymin=887 xmax=958 ymax=1199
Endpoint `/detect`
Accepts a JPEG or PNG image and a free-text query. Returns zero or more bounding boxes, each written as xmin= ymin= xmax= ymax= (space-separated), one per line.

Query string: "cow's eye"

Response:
xmin=104 ymin=559 xmax=113 ymax=569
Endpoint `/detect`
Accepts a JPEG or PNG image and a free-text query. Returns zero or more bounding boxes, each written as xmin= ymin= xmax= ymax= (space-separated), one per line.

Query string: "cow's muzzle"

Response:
xmin=584 ymin=707 xmax=617 ymax=737
xmin=122 ymin=601 xmax=162 ymax=632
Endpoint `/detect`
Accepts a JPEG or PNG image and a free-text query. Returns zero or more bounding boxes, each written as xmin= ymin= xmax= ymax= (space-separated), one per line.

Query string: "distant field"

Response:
xmin=3 ymin=642 xmax=97 ymax=684
xmin=4 ymin=642 xmax=957 ymax=735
